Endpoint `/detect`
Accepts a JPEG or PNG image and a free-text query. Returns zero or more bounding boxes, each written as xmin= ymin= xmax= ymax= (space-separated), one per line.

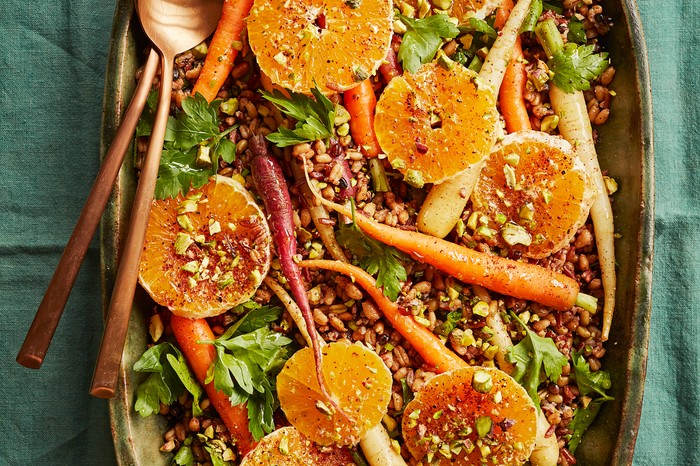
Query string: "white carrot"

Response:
xmin=417 ymin=0 xmax=533 ymax=238
xmin=537 ymin=18 xmax=616 ymax=340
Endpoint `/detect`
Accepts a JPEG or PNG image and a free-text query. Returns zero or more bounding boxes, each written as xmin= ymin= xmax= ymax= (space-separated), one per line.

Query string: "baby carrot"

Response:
xmin=343 ymin=79 xmax=382 ymax=157
xmin=170 ymin=315 xmax=256 ymax=456
xmin=192 ymin=0 xmax=254 ymax=103
xmin=496 ymin=0 xmax=532 ymax=133
xmin=300 ymin=260 xmax=467 ymax=373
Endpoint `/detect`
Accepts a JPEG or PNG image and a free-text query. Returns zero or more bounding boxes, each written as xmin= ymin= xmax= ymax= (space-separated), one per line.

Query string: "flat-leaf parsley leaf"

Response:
xmin=549 ymin=43 xmax=609 ymax=93
xmin=398 ymin=14 xmax=460 ymax=74
xmin=262 ymin=84 xmax=335 ymax=147
xmin=507 ymin=311 xmax=568 ymax=410
xmin=336 ymin=202 xmax=408 ymax=301
xmin=567 ymin=351 xmax=614 ymax=453
xmin=202 ymin=305 xmax=293 ymax=441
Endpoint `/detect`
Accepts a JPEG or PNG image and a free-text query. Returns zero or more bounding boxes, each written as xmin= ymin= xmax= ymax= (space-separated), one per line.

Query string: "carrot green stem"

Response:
xmin=535 ymin=18 xmax=564 ymax=57
xmin=369 ymin=158 xmax=390 ymax=193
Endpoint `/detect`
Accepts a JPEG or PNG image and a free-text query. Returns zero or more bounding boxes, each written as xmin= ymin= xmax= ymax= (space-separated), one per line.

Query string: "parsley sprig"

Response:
xmin=261 ymin=85 xmax=335 ymax=147
xmin=133 ymin=342 xmax=204 ymax=418
xmin=138 ymin=92 xmax=237 ymax=199
xmin=202 ymin=305 xmax=293 ymax=441
xmin=398 ymin=14 xmax=460 ymax=74
xmin=507 ymin=311 xmax=568 ymax=410
xmin=336 ymin=202 xmax=408 ymax=301
xmin=567 ymin=351 xmax=614 ymax=453
xmin=535 ymin=18 xmax=609 ymax=93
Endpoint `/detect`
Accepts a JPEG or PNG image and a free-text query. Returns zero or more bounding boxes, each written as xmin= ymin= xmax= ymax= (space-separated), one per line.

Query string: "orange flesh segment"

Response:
xmin=374 ymin=62 xmax=498 ymax=186
xmin=247 ymin=0 xmax=392 ymax=94
xmin=138 ymin=176 xmax=271 ymax=318
xmin=276 ymin=340 xmax=392 ymax=446
xmin=472 ymin=131 xmax=594 ymax=259
xmin=402 ymin=366 xmax=537 ymax=465
xmin=240 ymin=426 xmax=354 ymax=465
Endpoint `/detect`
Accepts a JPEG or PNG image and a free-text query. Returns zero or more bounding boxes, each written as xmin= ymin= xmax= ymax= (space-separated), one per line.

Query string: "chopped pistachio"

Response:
xmin=181 ymin=260 xmax=199 ymax=273
xmin=460 ymin=328 xmax=476 ymax=346
xmin=455 ymin=218 xmax=466 ymax=237
xmin=475 ymin=416 xmax=493 ymax=439
xmin=604 ymin=175 xmax=618 ymax=195
xmin=436 ymin=49 xmax=455 ymax=71
xmin=467 ymin=211 xmax=480 ymax=231
xmin=196 ymin=145 xmax=212 ymax=168
xmin=431 ymin=0 xmax=452 ymax=10
xmin=279 ymin=435 xmax=290 ymax=455
xmin=484 ymin=344 xmax=499 ymax=360
xmin=414 ymin=315 xmax=431 ymax=327
xmin=174 ymin=233 xmax=194 ymax=255
xmin=504 ymin=152 xmax=520 ymax=166
xmin=493 ymin=390 xmax=503 ymax=404
xmin=519 ymin=203 xmax=535 ymax=221
xmin=495 ymin=213 xmax=507 ymax=224
xmin=472 ymin=370 xmax=493 ymax=393
xmin=475 ymin=225 xmax=494 ymax=239
xmin=472 ymin=301 xmax=490 ymax=317
xmin=393 ymin=18 xmax=408 ymax=34
xmin=315 ymin=400 xmax=334 ymax=417
xmin=191 ymin=42 xmax=208 ymax=59
xmin=220 ymin=98 xmax=239 ymax=116
xmin=177 ymin=214 xmax=194 ymax=232
xmin=336 ymin=122 xmax=350 ymax=136
xmin=501 ymin=223 xmax=532 ymax=246
xmin=248 ymin=269 xmax=262 ymax=283
xmin=404 ymin=169 xmax=425 ymax=188
xmin=433 ymin=410 xmax=443 ymax=420
xmin=187 ymin=276 xmax=197 ymax=288
xmin=542 ymin=188 xmax=553 ymax=204
xmin=408 ymin=409 xmax=421 ymax=420
xmin=209 ymin=220 xmax=221 ymax=235
xmin=540 ymin=114 xmax=560 ymax=133
xmin=504 ymin=164 xmax=518 ymax=190
xmin=447 ymin=286 xmax=460 ymax=301
xmin=149 ymin=314 xmax=164 ymax=342
xmin=178 ymin=199 xmax=198 ymax=214
xmin=478 ymin=443 xmax=491 ymax=458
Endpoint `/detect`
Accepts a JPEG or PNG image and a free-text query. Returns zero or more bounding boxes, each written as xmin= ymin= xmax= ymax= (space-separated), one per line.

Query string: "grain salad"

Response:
xmin=131 ymin=0 xmax=619 ymax=464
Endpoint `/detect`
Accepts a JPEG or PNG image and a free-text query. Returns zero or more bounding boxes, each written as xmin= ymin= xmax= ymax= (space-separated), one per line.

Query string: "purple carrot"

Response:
xmin=249 ymin=135 xmax=351 ymax=422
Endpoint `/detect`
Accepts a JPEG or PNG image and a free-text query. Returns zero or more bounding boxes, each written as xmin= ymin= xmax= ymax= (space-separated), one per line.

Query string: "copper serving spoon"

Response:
xmin=89 ymin=0 xmax=223 ymax=398
xmin=16 ymin=48 xmax=160 ymax=369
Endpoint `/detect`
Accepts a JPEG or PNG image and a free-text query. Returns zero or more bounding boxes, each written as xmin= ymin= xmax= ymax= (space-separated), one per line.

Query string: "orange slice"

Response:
xmin=471 ymin=131 xmax=594 ymax=259
xmin=374 ymin=61 xmax=498 ymax=187
xmin=139 ymin=176 xmax=271 ymax=318
xmin=402 ymin=366 xmax=537 ymax=465
xmin=451 ymin=0 xmax=500 ymax=24
xmin=240 ymin=426 xmax=354 ymax=465
xmin=247 ymin=0 xmax=393 ymax=94
xmin=276 ymin=341 xmax=392 ymax=446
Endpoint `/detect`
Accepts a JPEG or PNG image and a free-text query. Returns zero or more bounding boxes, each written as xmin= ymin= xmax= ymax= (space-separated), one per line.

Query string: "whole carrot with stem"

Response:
xmin=300 ymin=260 xmax=467 ymax=373
xmin=192 ymin=0 xmax=254 ymax=103
xmin=170 ymin=315 xmax=256 ymax=456
xmin=249 ymin=136 xmax=351 ymax=422
xmin=343 ymin=79 xmax=382 ymax=158
xmin=536 ymin=18 xmax=616 ymax=340
xmin=303 ymin=168 xmax=583 ymax=310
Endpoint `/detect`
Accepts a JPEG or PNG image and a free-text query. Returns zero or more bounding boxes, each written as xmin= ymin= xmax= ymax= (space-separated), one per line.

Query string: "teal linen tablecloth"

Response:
xmin=0 ymin=0 xmax=697 ymax=465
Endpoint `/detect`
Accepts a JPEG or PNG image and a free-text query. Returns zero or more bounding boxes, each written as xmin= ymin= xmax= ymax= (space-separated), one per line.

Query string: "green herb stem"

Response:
xmin=575 ymin=292 xmax=598 ymax=314
xmin=369 ymin=158 xmax=390 ymax=193
xmin=535 ymin=18 xmax=564 ymax=57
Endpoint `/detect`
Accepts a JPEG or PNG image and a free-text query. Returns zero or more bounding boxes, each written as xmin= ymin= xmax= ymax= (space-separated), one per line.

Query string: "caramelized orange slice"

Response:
xmin=402 ymin=366 xmax=537 ymax=465
xmin=374 ymin=62 xmax=498 ymax=186
xmin=276 ymin=341 xmax=392 ymax=446
xmin=139 ymin=176 xmax=271 ymax=318
xmin=451 ymin=0 xmax=500 ymax=24
xmin=471 ymin=131 xmax=594 ymax=259
xmin=247 ymin=0 xmax=392 ymax=94
xmin=240 ymin=427 xmax=354 ymax=465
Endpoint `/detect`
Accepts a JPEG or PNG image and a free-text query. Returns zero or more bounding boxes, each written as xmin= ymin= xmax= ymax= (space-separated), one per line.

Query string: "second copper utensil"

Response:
xmin=16 ymin=48 xmax=160 ymax=369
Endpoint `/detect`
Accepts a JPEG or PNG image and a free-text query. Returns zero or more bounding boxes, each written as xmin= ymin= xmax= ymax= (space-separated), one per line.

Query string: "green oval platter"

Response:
xmin=100 ymin=0 xmax=655 ymax=464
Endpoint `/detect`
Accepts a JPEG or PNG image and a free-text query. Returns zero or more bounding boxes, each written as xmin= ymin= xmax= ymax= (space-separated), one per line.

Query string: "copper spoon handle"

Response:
xmin=90 ymin=52 xmax=174 ymax=398
xmin=16 ymin=48 xmax=160 ymax=369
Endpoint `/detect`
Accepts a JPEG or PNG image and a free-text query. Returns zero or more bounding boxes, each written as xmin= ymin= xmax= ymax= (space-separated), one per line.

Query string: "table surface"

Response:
xmin=1 ymin=1 xmax=697 ymax=465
